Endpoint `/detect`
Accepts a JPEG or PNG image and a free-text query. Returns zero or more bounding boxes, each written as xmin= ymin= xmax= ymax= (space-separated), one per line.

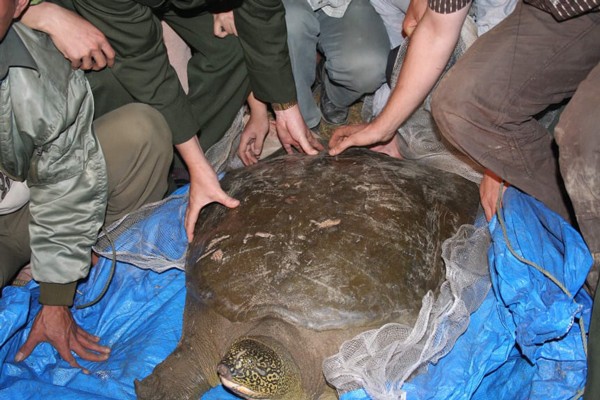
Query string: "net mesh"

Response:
xmin=94 ymin=192 xmax=189 ymax=272
xmin=321 ymin=20 xmax=496 ymax=398
xmin=323 ymin=223 xmax=491 ymax=399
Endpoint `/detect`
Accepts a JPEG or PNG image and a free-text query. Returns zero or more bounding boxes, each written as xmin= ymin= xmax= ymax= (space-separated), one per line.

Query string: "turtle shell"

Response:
xmin=187 ymin=149 xmax=479 ymax=331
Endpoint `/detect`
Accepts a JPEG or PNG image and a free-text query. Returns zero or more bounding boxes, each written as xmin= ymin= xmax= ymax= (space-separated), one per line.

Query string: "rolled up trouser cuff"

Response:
xmin=39 ymin=281 xmax=77 ymax=306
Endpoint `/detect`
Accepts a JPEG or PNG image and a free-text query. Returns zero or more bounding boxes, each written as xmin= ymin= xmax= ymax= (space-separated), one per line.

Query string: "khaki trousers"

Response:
xmin=0 ymin=103 xmax=172 ymax=287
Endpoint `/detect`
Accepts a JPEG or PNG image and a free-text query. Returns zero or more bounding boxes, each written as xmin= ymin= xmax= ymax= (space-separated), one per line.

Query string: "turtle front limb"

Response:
xmin=135 ymin=300 xmax=222 ymax=400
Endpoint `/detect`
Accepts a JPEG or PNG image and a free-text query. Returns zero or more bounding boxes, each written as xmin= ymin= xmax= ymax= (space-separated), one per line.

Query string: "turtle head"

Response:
xmin=217 ymin=336 xmax=303 ymax=400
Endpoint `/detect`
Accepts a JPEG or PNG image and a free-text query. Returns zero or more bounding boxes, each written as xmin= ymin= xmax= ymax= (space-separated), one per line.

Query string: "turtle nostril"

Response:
xmin=217 ymin=363 xmax=232 ymax=379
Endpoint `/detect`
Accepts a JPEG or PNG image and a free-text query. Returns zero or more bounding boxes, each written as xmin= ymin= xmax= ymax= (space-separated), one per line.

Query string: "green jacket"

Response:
xmin=0 ymin=23 xmax=108 ymax=305
xmin=54 ymin=0 xmax=297 ymax=146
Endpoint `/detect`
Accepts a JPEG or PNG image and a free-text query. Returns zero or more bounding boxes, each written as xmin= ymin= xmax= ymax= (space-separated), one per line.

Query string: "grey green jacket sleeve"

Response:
xmin=0 ymin=24 xmax=108 ymax=306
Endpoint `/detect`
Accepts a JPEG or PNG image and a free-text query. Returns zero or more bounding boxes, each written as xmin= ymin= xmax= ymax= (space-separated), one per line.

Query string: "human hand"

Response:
xmin=403 ymin=0 xmax=429 ymax=37
xmin=480 ymin=170 xmax=508 ymax=221
xmin=15 ymin=305 xmax=110 ymax=373
xmin=176 ymin=136 xmax=239 ymax=242
xmin=328 ymin=123 xmax=396 ymax=156
xmin=274 ymin=105 xmax=323 ymax=155
xmin=238 ymin=112 xmax=270 ymax=166
xmin=213 ymin=11 xmax=238 ymax=38
xmin=369 ymin=134 xmax=403 ymax=159
xmin=186 ymin=170 xmax=240 ymax=242
xmin=21 ymin=3 xmax=115 ymax=70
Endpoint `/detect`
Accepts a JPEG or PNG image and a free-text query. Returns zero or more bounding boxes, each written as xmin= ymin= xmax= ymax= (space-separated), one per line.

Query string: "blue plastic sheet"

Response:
xmin=397 ymin=188 xmax=591 ymax=400
xmin=0 ymin=187 xmax=592 ymax=400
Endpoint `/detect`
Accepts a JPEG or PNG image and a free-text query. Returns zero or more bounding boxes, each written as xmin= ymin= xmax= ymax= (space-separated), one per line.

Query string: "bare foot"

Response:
xmin=370 ymin=134 xmax=403 ymax=159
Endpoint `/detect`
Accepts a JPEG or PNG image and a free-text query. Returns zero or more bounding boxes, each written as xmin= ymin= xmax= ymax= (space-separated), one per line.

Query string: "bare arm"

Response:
xmin=329 ymin=5 xmax=470 ymax=155
xmin=480 ymin=170 xmax=509 ymax=221
xmin=403 ymin=0 xmax=429 ymax=37
xmin=175 ymin=136 xmax=240 ymax=242
xmin=20 ymin=2 xmax=114 ymax=70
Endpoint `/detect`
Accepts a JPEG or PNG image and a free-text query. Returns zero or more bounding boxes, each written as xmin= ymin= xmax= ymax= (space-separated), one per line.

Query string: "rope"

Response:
xmin=494 ymin=183 xmax=588 ymax=361
xmin=76 ymin=226 xmax=117 ymax=310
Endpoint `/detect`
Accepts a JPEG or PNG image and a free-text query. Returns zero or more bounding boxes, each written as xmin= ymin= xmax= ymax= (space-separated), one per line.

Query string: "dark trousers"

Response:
xmin=83 ymin=8 xmax=250 ymax=151
xmin=0 ymin=104 xmax=172 ymax=288
xmin=431 ymin=3 xmax=600 ymax=397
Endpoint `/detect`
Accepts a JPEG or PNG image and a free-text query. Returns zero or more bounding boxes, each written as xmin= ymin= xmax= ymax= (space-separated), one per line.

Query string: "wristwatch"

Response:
xmin=271 ymin=101 xmax=298 ymax=111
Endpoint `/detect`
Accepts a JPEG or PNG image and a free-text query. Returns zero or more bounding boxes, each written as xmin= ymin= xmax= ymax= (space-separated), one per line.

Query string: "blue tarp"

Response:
xmin=0 ymin=187 xmax=592 ymax=399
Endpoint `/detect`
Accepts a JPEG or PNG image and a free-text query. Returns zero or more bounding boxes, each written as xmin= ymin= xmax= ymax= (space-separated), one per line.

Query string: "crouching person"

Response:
xmin=0 ymin=0 xmax=173 ymax=372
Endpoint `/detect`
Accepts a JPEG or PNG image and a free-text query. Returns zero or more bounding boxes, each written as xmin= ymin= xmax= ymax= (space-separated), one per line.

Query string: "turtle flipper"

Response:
xmin=135 ymin=301 xmax=219 ymax=400
xmin=135 ymin=342 xmax=212 ymax=400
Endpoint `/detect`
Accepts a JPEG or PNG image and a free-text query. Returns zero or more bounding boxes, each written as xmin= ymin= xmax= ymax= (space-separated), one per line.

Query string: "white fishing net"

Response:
xmin=323 ymin=222 xmax=491 ymax=399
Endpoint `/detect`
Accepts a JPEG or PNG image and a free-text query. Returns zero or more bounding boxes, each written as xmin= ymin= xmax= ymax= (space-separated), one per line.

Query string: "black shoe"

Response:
xmin=320 ymin=84 xmax=349 ymax=125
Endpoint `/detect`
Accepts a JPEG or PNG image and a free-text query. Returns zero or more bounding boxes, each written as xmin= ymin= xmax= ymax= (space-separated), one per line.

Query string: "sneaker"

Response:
xmin=320 ymin=84 xmax=349 ymax=125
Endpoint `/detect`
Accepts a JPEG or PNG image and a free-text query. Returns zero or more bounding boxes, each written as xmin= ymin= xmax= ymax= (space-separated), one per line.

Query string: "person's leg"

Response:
xmin=281 ymin=0 xmax=321 ymax=129
xmin=85 ymin=68 xmax=137 ymax=120
xmin=94 ymin=103 xmax=173 ymax=226
xmin=560 ymin=61 xmax=600 ymax=400
xmin=369 ymin=0 xmax=409 ymax=48
xmin=318 ymin=0 xmax=390 ymax=109
xmin=0 ymin=104 xmax=172 ymax=289
xmin=164 ymin=11 xmax=251 ymax=150
xmin=0 ymin=205 xmax=30 ymax=288
xmin=432 ymin=3 xmax=600 ymax=222
xmin=554 ymin=62 xmax=600 ymax=288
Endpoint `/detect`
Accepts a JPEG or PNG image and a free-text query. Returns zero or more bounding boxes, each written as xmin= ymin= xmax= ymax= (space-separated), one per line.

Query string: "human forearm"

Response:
xmin=175 ymin=136 xmax=240 ymax=241
xmin=370 ymin=7 xmax=470 ymax=137
xmin=175 ymin=136 xmax=215 ymax=182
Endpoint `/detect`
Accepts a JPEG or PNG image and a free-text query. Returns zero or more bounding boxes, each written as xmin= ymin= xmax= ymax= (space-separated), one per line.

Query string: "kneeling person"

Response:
xmin=0 ymin=0 xmax=173 ymax=372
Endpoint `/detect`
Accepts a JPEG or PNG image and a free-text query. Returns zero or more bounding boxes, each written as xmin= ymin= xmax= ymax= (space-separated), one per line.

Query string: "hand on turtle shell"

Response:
xmin=15 ymin=305 xmax=110 ymax=373
xmin=238 ymin=93 xmax=271 ymax=166
xmin=238 ymin=118 xmax=270 ymax=166
xmin=186 ymin=169 xmax=240 ymax=242
xmin=328 ymin=123 xmax=397 ymax=156
xmin=274 ymin=105 xmax=323 ymax=155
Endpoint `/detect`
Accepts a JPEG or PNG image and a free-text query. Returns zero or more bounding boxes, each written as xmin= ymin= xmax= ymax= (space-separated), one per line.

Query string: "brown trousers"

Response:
xmin=0 ymin=103 xmax=173 ymax=287
xmin=431 ymin=3 xmax=600 ymax=397
xmin=432 ymin=3 xmax=600 ymax=256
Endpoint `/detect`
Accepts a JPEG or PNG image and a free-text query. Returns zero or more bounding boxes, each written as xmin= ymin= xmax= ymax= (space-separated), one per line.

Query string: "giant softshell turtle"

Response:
xmin=136 ymin=148 xmax=480 ymax=400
